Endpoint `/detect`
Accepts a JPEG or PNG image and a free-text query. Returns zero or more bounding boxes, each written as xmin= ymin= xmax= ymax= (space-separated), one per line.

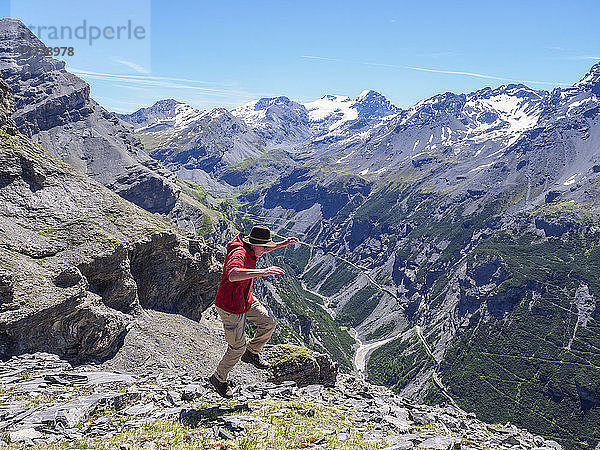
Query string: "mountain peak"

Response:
xmin=353 ymin=89 xmax=399 ymax=118
xmin=117 ymin=98 xmax=198 ymax=129
xmin=253 ymin=96 xmax=294 ymax=110
xmin=357 ymin=89 xmax=376 ymax=99
xmin=0 ymin=18 xmax=41 ymax=45
xmin=356 ymin=89 xmax=383 ymax=101
xmin=576 ymin=61 xmax=600 ymax=95
xmin=152 ymin=98 xmax=183 ymax=108
xmin=470 ymin=84 xmax=547 ymax=102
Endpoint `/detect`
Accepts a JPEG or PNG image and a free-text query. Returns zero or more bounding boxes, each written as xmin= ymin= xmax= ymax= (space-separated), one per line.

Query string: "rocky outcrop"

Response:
xmin=0 ymin=18 xmax=180 ymax=214
xmin=0 ymin=102 xmax=222 ymax=360
xmin=266 ymin=344 xmax=338 ymax=387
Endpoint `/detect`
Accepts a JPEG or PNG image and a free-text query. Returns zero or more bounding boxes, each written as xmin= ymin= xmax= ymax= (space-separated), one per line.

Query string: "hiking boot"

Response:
xmin=209 ymin=374 xmax=233 ymax=399
xmin=241 ymin=349 xmax=270 ymax=369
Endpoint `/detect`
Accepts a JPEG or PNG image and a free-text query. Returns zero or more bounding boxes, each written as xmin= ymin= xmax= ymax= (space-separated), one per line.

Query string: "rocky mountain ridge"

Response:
xmin=0 ymin=18 xmax=233 ymax=245
xmin=117 ymin=98 xmax=202 ymax=132
xmin=0 ymin=18 xmax=181 ymax=215
xmin=0 ymin=73 xmax=223 ymax=362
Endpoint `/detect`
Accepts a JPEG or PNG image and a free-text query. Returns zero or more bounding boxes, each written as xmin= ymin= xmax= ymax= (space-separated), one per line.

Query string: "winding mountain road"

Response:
xmin=415 ymin=325 xmax=462 ymax=409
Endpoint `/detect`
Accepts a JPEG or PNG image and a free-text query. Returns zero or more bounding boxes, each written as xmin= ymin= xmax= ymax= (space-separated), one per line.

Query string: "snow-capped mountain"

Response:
xmin=117 ymin=99 xmax=202 ymax=132
xmin=118 ymin=90 xmax=402 ymax=188
xmin=304 ymin=94 xmax=359 ymax=131
xmin=353 ymin=89 xmax=400 ymax=119
xmin=305 ymin=84 xmax=548 ymax=180
xmin=120 ymin=64 xmax=600 ymax=209
xmin=231 ymin=96 xmax=312 ymax=145
xmin=303 ymin=90 xmax=399 ymax=133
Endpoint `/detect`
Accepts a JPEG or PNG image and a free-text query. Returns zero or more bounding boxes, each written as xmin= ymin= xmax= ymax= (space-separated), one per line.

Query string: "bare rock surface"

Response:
xmin=0 ymin=352 xmax=562 ymax=448
xmin=97 ymin=308 xmax=268 ymax=387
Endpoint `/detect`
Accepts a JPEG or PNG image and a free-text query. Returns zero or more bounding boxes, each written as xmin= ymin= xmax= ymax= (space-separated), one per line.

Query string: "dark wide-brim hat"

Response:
xmin=241 ymin=225 xmax=278 ymax=248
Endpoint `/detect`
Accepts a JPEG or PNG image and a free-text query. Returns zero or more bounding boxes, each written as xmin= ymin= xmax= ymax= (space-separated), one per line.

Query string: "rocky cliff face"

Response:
xmin=0 ymin=19 xmax=236 ymax=245
xmin=0 ymin=77 xmax=222 ymax=361
xmin=0 ymin=18 xmax=180 ymax=214
xmin=0 ymin=77 xmax=16 ymax=135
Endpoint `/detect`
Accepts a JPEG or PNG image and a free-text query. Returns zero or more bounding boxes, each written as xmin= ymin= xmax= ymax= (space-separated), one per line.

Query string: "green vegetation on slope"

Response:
xmin=336 ymin=286 xmax=382 ymax=327
xmin=365 ymin=321 xmax=396 ymax=341
xmin=440 ymin=226 xmax=600 ymax=449
xmin=269 ymin=268 xmax=355 ymax=371
xmin=319 ymin=264 xmax=360 ymax=297
xmin=303 ymin=261 xmax=326 ymax=290
xmin=367 ymin=333 xmax=434 ymax=393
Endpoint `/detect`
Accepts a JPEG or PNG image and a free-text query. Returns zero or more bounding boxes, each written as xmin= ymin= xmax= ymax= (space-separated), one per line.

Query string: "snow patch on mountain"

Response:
xmin=304 ymin=95 xmax=359 ymax=131
xmin=303 ymin=90 xmax=399 ymax=133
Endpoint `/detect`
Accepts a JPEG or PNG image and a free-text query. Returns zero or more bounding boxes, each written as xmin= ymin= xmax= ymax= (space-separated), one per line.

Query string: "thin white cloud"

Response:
xmin=302 ymin=55 xmax=345 ymax=63
xmin=68 ymin=68 xmax=271 ymax=99
xmin=70 ymin=68 xmax=220 ymax=86
xmin=111 ymin=83 xmax=152 ymax=91
xmin=112 ymin=58 xmax=149 ymax=74
xmin=301 ymin=55 xmax=569 ymax=87
xmin=549 ymin=55 xmax=600 ymax=61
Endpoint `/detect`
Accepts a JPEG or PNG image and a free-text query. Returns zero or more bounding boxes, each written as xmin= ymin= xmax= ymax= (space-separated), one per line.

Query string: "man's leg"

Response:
xmin=214 ymin=306 xmax=247 ymax=383
xmin=245 ymin=300 xmax=276 ymax=354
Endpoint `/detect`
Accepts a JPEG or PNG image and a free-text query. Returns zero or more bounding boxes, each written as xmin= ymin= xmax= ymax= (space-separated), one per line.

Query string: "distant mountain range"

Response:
xmin=118 ymin=71 xmax=600 ymax=210
xmin=119 ymin=62 xmax=600 ymax=448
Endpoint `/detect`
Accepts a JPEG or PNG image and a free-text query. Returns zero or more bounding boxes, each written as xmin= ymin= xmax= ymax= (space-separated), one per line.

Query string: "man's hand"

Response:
xmin=262 ymin=266 xmax=285 ymax=277
xmin=283 ymin=237 xmax=299 ymax=245
xmin=263 ymin=237 xmax=300 ymax=254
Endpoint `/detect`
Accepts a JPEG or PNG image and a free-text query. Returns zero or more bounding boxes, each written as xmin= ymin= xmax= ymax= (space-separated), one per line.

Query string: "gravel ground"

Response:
xmin=98 ymin=306 xmax=269 ymax=386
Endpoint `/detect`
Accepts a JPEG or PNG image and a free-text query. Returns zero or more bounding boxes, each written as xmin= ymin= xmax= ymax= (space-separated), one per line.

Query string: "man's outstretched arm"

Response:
xmin=229 ymin=266 xmax=285 ymax=282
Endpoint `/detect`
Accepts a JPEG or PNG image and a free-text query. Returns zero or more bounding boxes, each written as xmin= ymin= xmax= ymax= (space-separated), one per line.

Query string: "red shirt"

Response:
xmin=214 ymin=234 xmax=257 ymax=314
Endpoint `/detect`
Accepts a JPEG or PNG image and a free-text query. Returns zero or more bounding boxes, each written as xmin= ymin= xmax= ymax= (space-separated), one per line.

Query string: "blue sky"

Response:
xmin=3 ymin=0 xmax=600 ymax=113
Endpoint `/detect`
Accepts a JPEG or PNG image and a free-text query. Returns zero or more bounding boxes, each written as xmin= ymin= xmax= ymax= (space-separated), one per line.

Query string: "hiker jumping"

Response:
xmin=209 ymin=225 xmax=299 ymax=398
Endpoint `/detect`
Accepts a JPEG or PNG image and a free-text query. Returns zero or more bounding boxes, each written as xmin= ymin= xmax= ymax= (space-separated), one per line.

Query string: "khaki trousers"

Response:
xmin=214 ymin=300 xmax=276 ymax=382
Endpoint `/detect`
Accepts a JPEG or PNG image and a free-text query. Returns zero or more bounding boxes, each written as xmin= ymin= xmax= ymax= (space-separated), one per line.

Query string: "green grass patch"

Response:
xmin=273 ymin=343 xmax=312 ymax=364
